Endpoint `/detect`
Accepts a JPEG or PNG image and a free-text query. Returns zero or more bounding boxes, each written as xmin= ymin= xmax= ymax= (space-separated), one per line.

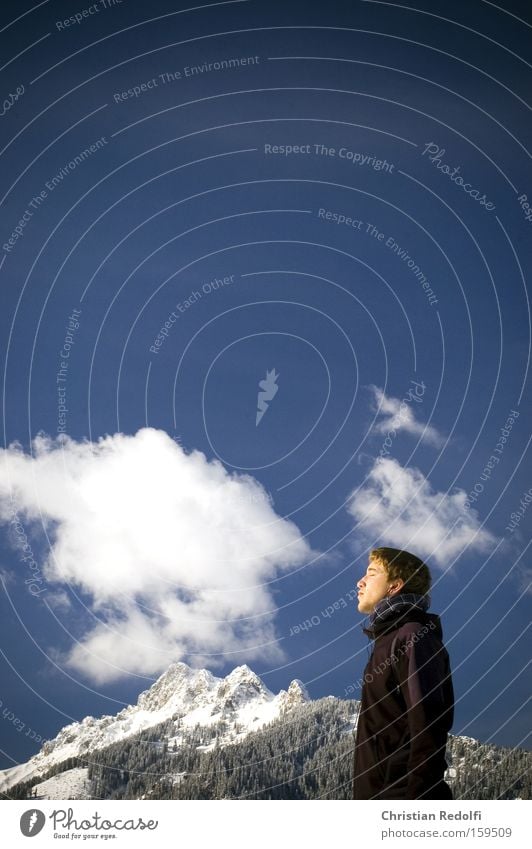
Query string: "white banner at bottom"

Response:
xmin=1 ymin=799 xmax=529 ymax=848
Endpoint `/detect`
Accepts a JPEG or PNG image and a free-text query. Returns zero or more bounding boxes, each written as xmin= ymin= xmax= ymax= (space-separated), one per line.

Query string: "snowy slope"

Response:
xmin=0 ymin=663 xmax=310 ymax=793
xmin=32 ymin=767 xmax=91 ymax=800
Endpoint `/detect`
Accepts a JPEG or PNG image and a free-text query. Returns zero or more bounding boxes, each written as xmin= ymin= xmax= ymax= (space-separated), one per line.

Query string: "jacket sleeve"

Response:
xmin=394 ymin=628 xmax=454 ymax=799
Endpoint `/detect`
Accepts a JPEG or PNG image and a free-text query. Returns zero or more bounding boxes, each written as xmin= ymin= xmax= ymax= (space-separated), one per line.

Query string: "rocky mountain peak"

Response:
xmin=215 ymin=664 xmax=273 ymax=710
xmin=136 ymin=661 xmax=216 ymax=712
xmin=277 ymin=678 xmax=310 ymax=713
xmin=0 ymin=662 xmax=310 ymax=794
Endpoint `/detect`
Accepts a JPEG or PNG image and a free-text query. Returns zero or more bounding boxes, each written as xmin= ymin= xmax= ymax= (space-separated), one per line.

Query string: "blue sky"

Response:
xmin=0 ymin=0 xmax=531 ymax=771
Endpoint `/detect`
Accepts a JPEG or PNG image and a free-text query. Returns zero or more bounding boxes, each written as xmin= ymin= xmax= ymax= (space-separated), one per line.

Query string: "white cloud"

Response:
xmin=369 ymin=384 xmax=445 ymax=448
xmin=347 ymin=457 xmax=496 ymax=567
xmin=0 ymin=429 xmax=317 ymax=683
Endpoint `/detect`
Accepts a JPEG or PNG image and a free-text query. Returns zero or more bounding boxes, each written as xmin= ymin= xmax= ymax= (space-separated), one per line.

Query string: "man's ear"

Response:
xmin=388 ymin=578 xmax=405 ymax=596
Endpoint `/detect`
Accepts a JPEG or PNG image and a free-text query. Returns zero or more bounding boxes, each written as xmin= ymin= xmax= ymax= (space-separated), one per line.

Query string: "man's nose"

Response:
xmin=357 ymin=577 xmax=365 ymax=589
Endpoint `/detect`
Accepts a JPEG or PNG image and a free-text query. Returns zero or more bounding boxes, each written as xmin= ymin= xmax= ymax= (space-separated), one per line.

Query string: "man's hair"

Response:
xmin=370 ymin=547 xmax=432 ymax=595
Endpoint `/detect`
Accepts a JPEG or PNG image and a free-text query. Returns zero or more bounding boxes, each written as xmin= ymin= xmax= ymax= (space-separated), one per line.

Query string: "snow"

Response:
xmin=32 ymin=768 xmax=91 ymax=800
xmin=0 ymin=661 xmax=310 ymax=794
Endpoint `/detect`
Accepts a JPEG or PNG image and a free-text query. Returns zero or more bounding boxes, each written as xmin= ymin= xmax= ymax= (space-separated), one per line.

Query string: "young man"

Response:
xmin=352 ymin=547 xmax=454 ymax=800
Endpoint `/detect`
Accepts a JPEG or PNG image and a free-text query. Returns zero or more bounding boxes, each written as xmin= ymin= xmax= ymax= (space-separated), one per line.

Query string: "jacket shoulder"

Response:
xmin=392 ymin=616 xmax=442 ymax=642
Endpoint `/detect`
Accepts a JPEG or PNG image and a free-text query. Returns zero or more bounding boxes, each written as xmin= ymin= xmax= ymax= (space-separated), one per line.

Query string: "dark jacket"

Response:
xmin=352 ymin=607 xmax=454 ymax=800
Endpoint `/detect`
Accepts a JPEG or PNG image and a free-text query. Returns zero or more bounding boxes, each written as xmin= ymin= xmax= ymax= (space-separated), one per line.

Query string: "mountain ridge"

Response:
xmin=0 ymin=661 xmax=309 ymax=793
xmin=2 ymin=660 xmax=530 ymax=801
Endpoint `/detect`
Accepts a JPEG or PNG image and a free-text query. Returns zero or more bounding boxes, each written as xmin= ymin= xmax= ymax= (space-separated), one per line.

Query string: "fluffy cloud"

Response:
xmin=0 ymin=429 xmax=316 ymax=683
xmin=369 ymin=384 xmax=445 ymax=448
xmin=347 ymin=457 xmax=496 ymax=567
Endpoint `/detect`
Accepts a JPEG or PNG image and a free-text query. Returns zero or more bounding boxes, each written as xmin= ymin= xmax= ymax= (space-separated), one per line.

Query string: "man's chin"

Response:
xmin=357 ymin=600 xmax=372 ymax=614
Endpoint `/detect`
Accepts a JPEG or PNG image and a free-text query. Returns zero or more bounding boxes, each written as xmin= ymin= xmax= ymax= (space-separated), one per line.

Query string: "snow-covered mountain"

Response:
xmin=0 ymin=662 xmax=310 ymax=793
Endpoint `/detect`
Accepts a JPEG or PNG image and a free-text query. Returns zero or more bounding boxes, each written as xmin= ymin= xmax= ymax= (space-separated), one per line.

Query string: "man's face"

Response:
xmin=356 ymin=558 xmax=394 ymax=614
